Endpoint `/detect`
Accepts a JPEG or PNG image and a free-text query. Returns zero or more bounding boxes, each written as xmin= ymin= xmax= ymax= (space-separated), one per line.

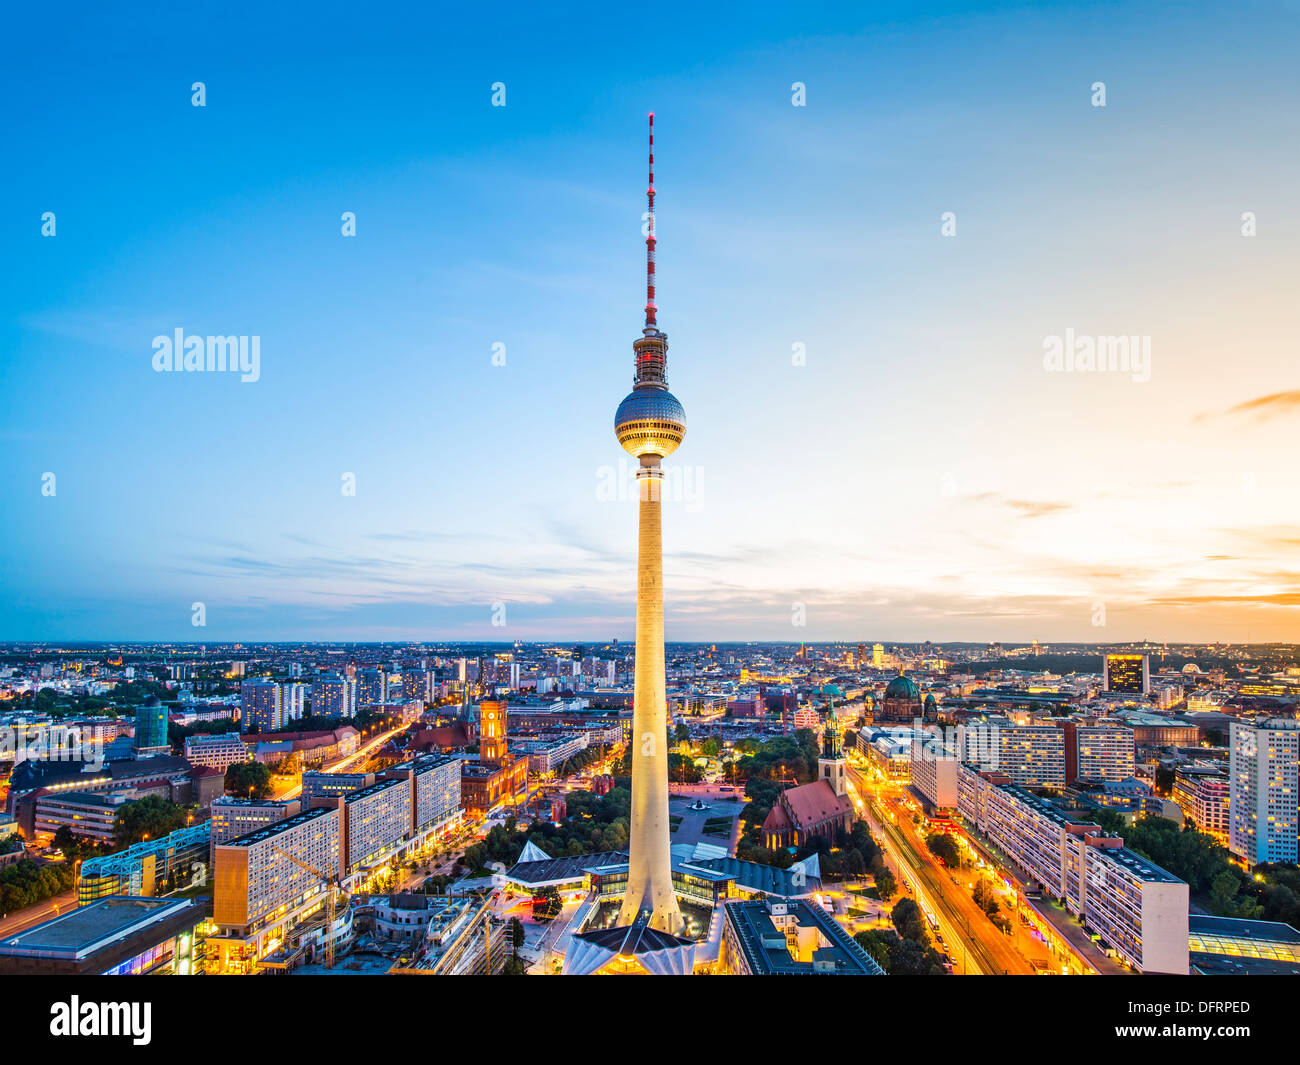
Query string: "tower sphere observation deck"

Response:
xmin=615 ymin=384 xmax=686 ymax=461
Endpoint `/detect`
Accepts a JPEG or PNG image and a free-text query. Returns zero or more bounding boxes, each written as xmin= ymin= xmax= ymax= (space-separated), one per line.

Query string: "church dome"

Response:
xmin=884 ymin=675 xmax=920 ymax=701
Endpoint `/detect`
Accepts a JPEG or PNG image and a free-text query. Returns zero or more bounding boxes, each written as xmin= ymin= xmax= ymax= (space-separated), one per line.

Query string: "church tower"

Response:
xmin=819 ymin=715 xmax=848 ymax=797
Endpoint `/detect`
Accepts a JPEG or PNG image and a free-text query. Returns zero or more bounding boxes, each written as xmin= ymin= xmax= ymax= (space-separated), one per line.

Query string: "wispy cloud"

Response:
xmin=963 ymin=492 xmax=1075 ymax=519
xmin=1196 ymin=390 xmax=1300 ymax=423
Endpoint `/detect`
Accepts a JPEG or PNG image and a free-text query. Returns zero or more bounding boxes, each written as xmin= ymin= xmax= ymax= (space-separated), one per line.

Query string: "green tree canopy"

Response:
xmin=114 ymin=795 xmax=187 ymax=848
xmin=225 ymin=760 xmax=274 ymax=799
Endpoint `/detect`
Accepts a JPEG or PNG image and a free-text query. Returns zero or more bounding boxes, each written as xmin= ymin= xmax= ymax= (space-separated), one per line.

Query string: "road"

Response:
xmin=847 ymin=762 xmax=1036 ymax=975
xmin=0 ymin=884 xmax=77 ymax=938
xmin=273 ymin=722 xmax=412 ymax=801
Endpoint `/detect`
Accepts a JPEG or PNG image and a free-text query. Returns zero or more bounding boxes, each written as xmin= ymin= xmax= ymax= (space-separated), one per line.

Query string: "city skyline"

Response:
xmin=5 ymin=2 xmax=1300 ymax=645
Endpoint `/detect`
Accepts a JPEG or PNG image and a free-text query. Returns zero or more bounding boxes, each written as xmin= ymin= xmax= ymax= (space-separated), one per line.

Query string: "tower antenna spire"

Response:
xmin=645 ymin=112 xmax=657 ymax=330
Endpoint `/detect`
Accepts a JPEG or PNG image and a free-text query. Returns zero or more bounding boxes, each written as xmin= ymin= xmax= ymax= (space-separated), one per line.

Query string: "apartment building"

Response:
xmin=1172 ymin=763 xmax=1231 ymax=842
xmin=184 ymin=732 xmax=250 ymax=772
xmin=1229 ymin=719 xmax=1300 ymax=866
xmin=240 ymin=679 xmax=285 ymax=733
xmin=958 ymin=765 xmax=1188 ymax=974
xmin=210 ymin=805 xmax=342 ymax=970
xmin=209 ymin=797 xmax=301 ymax=848
xmin=958 ymin=722 xmax=1066 ymax=788
xmin=341 ymin=777 xmax=412 ymax=873
xmin=1068 ymin=724 xmax=1136 ymax=784
xmin=910 ymin=729 xmax=959 ymax=811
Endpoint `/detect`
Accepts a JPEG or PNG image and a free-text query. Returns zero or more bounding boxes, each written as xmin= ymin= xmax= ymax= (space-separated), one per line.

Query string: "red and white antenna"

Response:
xmin=645 ymin=112 xmax=657 ymax=329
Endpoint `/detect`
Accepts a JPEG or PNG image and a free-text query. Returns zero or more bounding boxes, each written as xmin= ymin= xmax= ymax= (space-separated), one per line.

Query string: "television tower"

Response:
xmin=614 ymin=113 xmax=686 ymax=935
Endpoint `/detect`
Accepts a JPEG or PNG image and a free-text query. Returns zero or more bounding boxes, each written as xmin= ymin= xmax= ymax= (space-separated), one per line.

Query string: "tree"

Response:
xmin=500 ymin=956 xmax=529 ymax=975
xmin=891 ymin=896 xmax=929 ymax=944
xmin=889 ymin=936 xmax=949 ymax=975
xmin=114 ymin=795 xmax=186 ymax=848
xmin=225 ymin=760 xmax=274 ymax=799
xmin=51 ymin=825 xmax=81 ymax=858
xmin=874 ymin=865 xmax=897 ymax=901
xmin=508 ymin=916 xmax=526 ymax=949
xmin=927 ymin=832 xmax=961 ymax=868
xmin=854 ymin=928 xmax=897 ymax=969
xmin=854 ymin=928 xmax=946 ymax=975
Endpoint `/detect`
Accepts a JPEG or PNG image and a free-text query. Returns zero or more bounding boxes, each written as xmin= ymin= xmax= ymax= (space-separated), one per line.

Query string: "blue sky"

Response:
xmin=3 ymin=1 xmax=1299 ymax=642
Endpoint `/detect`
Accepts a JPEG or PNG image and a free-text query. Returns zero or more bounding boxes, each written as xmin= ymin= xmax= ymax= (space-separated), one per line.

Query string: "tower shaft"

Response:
xmin=617 ymin=470 xmax=684 ymax=933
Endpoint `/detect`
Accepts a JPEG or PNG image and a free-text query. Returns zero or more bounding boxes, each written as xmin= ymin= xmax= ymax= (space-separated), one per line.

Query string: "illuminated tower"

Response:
xmin=614 ymin=113 xmax=686 ymax=935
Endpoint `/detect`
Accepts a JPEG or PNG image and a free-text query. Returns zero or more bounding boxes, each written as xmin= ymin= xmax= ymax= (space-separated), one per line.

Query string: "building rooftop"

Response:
xmin=222 ymin=804 xmax=334 ymax=848
xmin=724 ymin=898 xmax=884 ymax=975
xmin=0 ymin=896 xmax=198 ymax=959
xmin=1189 ymin=913 xmax=1300 ymax=946
xmin=502 ymin=849 xmax=629 ymax=887
xmin=686 ymin=855 xmax=821 ymax=897
xmin=1100 ymin=846 xmax=1183 ymax=884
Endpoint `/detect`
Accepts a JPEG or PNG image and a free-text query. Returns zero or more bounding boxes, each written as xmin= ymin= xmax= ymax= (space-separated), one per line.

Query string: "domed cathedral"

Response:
xmin=878 ymin=672 xmax=924 ymax=724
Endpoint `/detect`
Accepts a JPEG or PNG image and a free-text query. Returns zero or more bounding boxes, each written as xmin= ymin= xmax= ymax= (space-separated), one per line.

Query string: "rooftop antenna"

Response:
xmin=645 ymin=112 xmax=657 ymax=331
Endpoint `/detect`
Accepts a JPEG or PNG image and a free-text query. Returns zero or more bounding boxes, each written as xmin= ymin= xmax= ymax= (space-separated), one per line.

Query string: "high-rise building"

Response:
xmin=283 ymin=681 xmax=308 ymax=724
xmin=959 ymin=722 xmax=1066 ymax=788
xmin=240 ymin=679 xmax=284 ymax=733
xmin=357 ymin=668 xmax=384 ymax=707
xmin=872 ymin=643 xmax=884 ymax=669
xmin=312 ymin=673 xmax=353 ymax=719
xmin=133 ymin=695 xmax=169 ymax=756
xmin=910 ymin=728 xmax=960 ymax=811
xmin=184 ymin=732 xmax=250 ymax=772
xmin=1063 ymin=723 xmax=1136 ymax=784
xmin=1229 ymin=719 xmax=1300 ymax=866
xmin=403 ymin=669 xmax=431 ymax=706
xmin=1103 ymin=654 xmax=1150 ymax=695
xmin=209 ymin=797 xmax=301 ymax=848
xmin=613 ymin=114 xmax=686 ymax=936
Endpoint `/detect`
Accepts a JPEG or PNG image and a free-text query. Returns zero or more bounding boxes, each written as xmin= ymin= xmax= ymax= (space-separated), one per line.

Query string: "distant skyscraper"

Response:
xmin=403 ymin=669 xmax=431 ymax=706
xmin=1104 ymin=654 xmax=1150 ymax=695
xmin=282 ymin=681 xmax=308 ymax=723
xmin=614 ymin=114 xmax=686 ymax=936
xmin=240 ymin=679 xmax=284 ymax=733
xmin=872 ymin=643 xmax=884 ymax=669
xmin=1229 ymin=719 xmax=1300 ymax=866
xmin=357 ymin=668 xmax=383 ymax=707
xmin=133 ymin=695 xmax=169 ymax=756
xmin=312 ymin=674 xmax=351 ymax=718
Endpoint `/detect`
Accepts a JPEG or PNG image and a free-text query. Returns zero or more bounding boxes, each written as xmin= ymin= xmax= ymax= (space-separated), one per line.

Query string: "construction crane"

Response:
xmin=271 ymin=845 xmax=342 ymax=970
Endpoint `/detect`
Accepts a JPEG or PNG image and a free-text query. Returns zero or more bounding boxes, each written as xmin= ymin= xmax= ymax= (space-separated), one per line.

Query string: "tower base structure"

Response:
xmin=616 ymin=464 xmax=685 ymax=936
xmin=563 ymin=915 xmax=696 ymax=976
